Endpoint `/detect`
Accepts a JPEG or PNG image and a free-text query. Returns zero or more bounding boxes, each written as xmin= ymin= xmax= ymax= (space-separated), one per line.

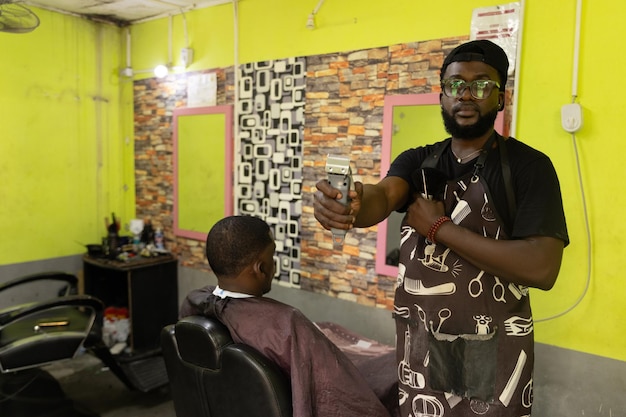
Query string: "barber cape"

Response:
xmin=180 ymin=286 xmax=392 ymax=417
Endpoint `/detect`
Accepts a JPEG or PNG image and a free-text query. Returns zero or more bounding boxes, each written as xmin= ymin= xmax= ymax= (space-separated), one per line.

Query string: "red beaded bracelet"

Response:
xmin=427 ymin=216 xmax=452 ymax=243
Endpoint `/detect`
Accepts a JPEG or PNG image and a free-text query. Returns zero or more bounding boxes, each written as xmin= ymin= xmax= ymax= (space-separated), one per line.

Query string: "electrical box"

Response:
xmin=561 ymin=103 xmax=582 ymax=133
xmin=180 ymin=48 xmax=194 ymax=68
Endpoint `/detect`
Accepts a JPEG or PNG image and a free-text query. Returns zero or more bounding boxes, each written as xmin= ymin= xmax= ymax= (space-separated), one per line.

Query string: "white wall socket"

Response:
xmin=180 ymin=48 xmax=194 ymax=67
xmin=561 ymin=103 xmax=582 ymax=133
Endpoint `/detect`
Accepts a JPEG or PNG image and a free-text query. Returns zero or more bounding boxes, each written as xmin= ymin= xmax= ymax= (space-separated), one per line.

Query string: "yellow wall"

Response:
xmin=0 ymin=8 xmax=134 ymax=264
xmin=1 ymin=0 xmax=624 ymax=362
xmin=520 ymin=0 xmax=625 ymax=360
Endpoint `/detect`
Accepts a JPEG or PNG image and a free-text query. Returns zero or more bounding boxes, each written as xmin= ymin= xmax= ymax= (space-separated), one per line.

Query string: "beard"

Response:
xmin=441 ymin=105 xmax=499 ymax=140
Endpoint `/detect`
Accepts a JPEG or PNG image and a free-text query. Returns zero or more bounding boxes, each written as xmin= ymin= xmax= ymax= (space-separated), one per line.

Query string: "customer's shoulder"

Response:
xmin=238 ymin=297 xmax=315 ymax=330
xmin=244 ymin=296 xmax=304 ymax=316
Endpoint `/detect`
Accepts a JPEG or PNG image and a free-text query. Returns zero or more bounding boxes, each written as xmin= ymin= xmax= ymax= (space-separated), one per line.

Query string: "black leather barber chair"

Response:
xmin=161 ymin=315 xmax=292 ymax=417
xmin=0 ymin=271 xmax=160 ymax=416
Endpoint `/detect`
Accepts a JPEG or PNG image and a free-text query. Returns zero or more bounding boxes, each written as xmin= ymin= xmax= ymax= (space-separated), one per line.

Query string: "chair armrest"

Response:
xmin=0 ymin=295 xmax=103 ymax=326
xmin=0 ymin=271 xmax=78 ymax=295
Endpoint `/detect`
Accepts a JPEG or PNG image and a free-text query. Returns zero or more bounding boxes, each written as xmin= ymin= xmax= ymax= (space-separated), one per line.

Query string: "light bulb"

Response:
xmin=154 ymin=64 xmax=169 ymax=78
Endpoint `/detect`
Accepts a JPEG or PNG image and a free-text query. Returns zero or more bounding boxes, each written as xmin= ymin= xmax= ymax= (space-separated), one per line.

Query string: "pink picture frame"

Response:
xmin=173 ymin=105 xmax=234 ymax=241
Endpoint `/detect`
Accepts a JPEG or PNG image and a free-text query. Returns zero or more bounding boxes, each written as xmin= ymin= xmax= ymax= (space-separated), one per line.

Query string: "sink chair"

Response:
xmin=0 ymin=272 xmax=103 ymax=372
xmin=0 ymin=271 xmax=164 ymax=416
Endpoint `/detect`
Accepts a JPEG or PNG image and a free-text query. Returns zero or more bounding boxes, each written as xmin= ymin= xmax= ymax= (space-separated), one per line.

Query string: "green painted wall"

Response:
xmin=0 ymin=8 xmax=134 ymax=264
xmin=1 ymin=0 xmax=624 ymax=363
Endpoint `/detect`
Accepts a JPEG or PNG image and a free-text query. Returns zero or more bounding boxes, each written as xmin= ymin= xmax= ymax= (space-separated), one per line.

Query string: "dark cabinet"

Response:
xmin=82 ymin=254 xmax=178 ymax=353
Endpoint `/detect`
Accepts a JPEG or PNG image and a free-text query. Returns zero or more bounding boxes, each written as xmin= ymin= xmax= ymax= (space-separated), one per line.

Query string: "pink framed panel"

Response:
xmin=375 ymin=94 xmax=504 ymax=277
xmin=173 ymin=105 xmax=234 ymax=241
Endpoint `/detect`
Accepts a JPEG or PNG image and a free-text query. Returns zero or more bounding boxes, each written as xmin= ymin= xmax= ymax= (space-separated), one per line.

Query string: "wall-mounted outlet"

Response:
xmin=180 ymin=48 xmax=194 ymax=68
xmin=561 ymin=103 xmax=582 ymax=133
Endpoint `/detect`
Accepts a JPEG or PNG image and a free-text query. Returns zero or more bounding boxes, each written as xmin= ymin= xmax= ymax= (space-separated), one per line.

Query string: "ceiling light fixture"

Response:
xmin=153 ymin=14 xmax=192 ymax=77
xmin=154 ymin=64 xmax=170 ymax=78
xmin=121 ymin=13 xmax=194 ymax=80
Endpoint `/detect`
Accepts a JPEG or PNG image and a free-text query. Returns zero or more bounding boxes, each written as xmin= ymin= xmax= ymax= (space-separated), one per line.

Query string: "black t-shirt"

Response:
xmin=387 ymin=136 xmax=569 ymax=246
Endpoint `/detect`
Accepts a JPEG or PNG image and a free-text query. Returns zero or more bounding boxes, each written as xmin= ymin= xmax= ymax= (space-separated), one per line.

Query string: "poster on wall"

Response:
xmin=470 ymin=2 xmax=521 ymax=76
xmin=187 ymin=72 xmax=217 ymax=107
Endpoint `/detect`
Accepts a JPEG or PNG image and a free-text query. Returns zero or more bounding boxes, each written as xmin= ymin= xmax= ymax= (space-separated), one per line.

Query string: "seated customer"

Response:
xmin=180 ymin=215 xmax=392 ymax=417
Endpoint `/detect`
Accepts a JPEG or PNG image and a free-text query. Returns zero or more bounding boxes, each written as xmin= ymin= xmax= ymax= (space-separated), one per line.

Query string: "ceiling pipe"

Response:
xmin=570 ymin=0 xmax=582 ymax=100
xmin=509 ymin=0 xmax=524 ymax=137
xmin=232 ymin=0 xmax=240 ymax=214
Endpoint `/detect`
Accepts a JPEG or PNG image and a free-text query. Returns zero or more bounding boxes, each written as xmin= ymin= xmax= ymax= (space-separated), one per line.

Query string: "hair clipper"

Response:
xmin=325 ymin=154 xmax=353 ymax=244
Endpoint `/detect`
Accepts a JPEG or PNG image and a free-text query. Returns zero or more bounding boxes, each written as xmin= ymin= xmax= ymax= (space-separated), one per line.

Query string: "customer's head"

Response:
xmin=206 ymin=215 xmax=276 ymax=295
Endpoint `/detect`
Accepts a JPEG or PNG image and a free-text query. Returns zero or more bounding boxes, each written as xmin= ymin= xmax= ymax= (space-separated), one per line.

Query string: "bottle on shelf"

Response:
xmin=141 ymin=219 xmax=155 ymax=246
xmin=155 ymin=228 xmax=164 ymax=250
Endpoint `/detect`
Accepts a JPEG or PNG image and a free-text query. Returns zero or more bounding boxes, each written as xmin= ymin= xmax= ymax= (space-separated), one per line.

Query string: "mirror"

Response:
xmin=375 ymin=93 xmax=504 ymax=277
xmin=173 ymin=105 xmax=234 ymax=241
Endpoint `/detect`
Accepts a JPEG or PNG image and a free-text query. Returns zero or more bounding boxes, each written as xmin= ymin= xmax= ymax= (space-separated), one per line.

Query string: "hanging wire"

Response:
xmin=536 ymin=129 xmax=591 ymax=322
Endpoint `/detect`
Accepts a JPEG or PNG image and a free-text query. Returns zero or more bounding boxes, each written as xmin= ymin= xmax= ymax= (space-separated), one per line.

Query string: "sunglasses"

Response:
xmin=441 ymin=79 xmax=500 ymax=100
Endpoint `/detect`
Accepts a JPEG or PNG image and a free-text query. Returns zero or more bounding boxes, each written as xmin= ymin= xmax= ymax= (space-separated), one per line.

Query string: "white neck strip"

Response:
xmin=213 ymin=285 xmax=254 ymax=299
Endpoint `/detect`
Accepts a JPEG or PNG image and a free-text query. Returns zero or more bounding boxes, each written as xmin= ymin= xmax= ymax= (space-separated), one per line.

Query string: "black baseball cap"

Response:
xmin=440 ymin=40 xmax=509 ymax=90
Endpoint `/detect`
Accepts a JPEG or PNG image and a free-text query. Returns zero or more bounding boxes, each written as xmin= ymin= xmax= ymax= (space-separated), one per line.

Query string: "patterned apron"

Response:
xmin=393 ymin=138 xmax=534 ymax=417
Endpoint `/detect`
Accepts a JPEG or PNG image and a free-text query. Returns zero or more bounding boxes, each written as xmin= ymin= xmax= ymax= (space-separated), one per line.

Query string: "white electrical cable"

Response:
xmin=126 ymin=27 xmax=131 ymax=68
xmin=510 ymin=0 xmax=524 ymax=136
xmin=168 ymin=15 xmax=173 ymax=65
xmin=570 ymin=0 xmax=582 ymax=99
xmin=180 ymin=8 xmax=189 ymax=48
xmin=312 ymin=0 xmax=325 ymax=15
xmin=536 ymin=132 xmax=591 ymax=322
xmin=233 ymin=0 xmax=240 ymax=215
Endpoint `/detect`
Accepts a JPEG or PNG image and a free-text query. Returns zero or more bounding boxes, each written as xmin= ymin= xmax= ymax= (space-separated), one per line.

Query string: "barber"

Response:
xmin=314 ymin=39 xmax=569 ymax=416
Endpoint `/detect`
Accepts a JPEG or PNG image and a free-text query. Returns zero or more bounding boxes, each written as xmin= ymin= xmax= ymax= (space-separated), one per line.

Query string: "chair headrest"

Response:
xmin=174 ymin=316 xmax=233 ymax=369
